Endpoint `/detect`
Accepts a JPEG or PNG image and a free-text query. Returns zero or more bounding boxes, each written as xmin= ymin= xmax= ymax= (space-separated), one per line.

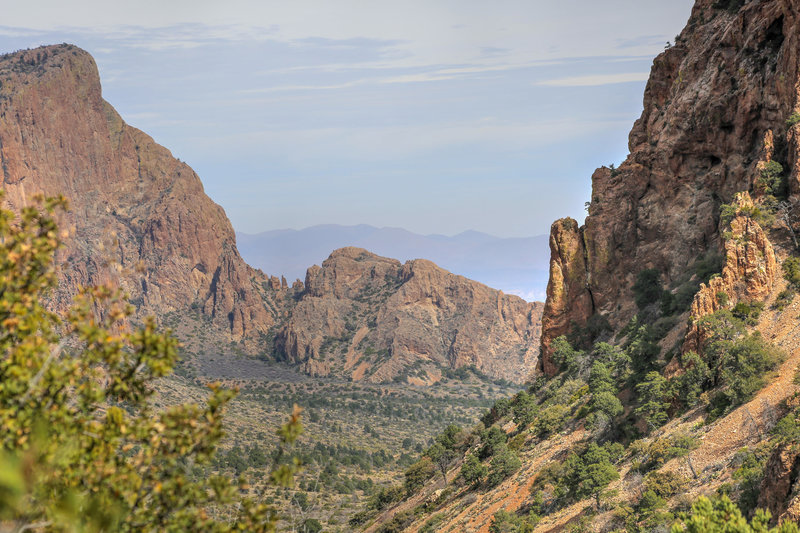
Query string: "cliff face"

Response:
xmin=681 ymin=192 xmax=778 ymax=354
xmin=0 ymin=44 xmax=544 ymax=385
xmin=277 ymin=247 xmax=543 ymax=384
xmin=0 ymin=44 xmax=278 ymax=338
xmin=541 ymin=0 xmax=800 ymax=373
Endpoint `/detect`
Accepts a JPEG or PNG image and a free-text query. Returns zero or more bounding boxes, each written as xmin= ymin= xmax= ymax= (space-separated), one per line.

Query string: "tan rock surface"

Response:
xmin=277 ymin=247 xmax=543 ymax=383
xmin=539 ymin=217 xmax=593 ymax=375
xmin=683 ymin=192 xmax=778 ymax=353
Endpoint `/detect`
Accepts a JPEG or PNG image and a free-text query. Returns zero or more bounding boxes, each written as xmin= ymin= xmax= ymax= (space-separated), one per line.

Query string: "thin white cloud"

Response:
xmin=536 ymin=72 xmax=650 ymax=87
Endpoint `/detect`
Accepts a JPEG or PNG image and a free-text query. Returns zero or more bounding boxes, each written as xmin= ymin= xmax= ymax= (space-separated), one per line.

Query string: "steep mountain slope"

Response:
xmin=237 ymin=225 xmax=550 ymax=302
xmin=0 ymin=44 xmax=280 ymax=339
xmin=541 ymin=0 xmax=800 ymax=372
xmin=0 ymin=43 xmax=545 ymax=386
xmin=277 ymin=247 xmax=543 ymax=384
xmin=365 ymin=1 xmax=800 ymax=531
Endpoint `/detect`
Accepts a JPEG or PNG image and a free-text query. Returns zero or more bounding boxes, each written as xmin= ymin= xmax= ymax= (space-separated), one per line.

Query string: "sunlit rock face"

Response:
xmin=541 ymin=0 xmax=800 ymax=373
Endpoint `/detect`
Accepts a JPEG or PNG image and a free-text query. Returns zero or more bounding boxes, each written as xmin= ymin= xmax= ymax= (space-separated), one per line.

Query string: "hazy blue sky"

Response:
xmin=1 ymin=1 xmax=694 ymax=237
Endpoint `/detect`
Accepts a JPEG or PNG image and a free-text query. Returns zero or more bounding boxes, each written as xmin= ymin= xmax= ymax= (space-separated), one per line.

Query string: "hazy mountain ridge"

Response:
xmin=0 ymin=43 xmax=545 ymax=385
xmin=237 ymin=224 xmax=550 ymax=302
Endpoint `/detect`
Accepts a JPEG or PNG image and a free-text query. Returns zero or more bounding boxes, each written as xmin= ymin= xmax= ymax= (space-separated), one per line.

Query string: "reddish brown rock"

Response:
xmin=539 ymin=218 xmax=593 ymax=375
xmin=277 ymin=248 xmax=543 ymax=383
xmin=758 ymin=443 xmax=800 ymax=524
xmin=541 ymin=0 xmax=800 ymax=367
xmin=0 ymin=45 xmax=544 ymax=384
xmin=0 ymin=44 xmax=278 ymax=339
xmin=683 ymin=193 xmax=778 ymax=353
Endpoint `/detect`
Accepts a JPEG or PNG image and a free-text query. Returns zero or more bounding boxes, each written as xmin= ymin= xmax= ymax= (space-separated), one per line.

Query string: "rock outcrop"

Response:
xmin=0 ymin=44 xmax=545 ymax=384
xmin=277 ymin=247 xmax=543 ymax=384
xmin=541 ymin=0 xmax=800 ymax=373
xmin=683 ymin=192 xmax=778 ymax=353
xmin=758 ymin=443 xmax=800 ymax=524
xmin=539 ymin=218 xmax=594 ymax=375
xmin=0 ymin=44 xmax=279 ymax=338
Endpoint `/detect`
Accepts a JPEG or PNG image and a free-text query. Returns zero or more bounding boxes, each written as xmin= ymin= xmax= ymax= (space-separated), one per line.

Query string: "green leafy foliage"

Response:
xmin=783 ymin=257 xmax=800 ymax=289
xmin=635 ymin=371 xmax=671 ymax=429
xmin=633 ymin=269 xmax=664 ymax=310
xmin=698 ymin=311 xmax=783 ymax=417
xmin=671 ymin=495 xmax=799 ymax=532
xmin=758 ymin=161 xmax=787 ymax=199
xmin=0 ymin=194 xmax=302 ymax=532
xmin=629 ymin=434 xmax=699 ymax=473
xmin=479 ymin=426 xmax=509 ymax=460
xmin=404 ymin=458 xmax=435 ymax=496
xmin=488 ymin=509 xmax=539 ymax=532
xmin=487 ymin=449 xmax=522 ymax=487
xmin=731 ymin=445 xmax=772 ymax=516
xmin=556 ymin=443 xmax=619 ymax=509
xmin=460 ymin=454 xmax=488 ymax=487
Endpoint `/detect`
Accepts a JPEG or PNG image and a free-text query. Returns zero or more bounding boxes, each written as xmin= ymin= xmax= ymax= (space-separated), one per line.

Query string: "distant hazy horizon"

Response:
xmin=237 ymin=223 xmax=551 ymax=301
xmin=0 ymin=1 xmax=694 ymax=239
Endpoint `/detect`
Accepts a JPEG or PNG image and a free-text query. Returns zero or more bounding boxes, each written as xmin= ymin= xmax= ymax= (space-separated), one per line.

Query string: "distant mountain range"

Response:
xmin=236 ymin=224 xmax=550 ymax=301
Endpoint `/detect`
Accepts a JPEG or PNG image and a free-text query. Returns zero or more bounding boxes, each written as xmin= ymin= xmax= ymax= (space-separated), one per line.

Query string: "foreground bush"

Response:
xmin=0 ymin=195 xmax=300 ymax=532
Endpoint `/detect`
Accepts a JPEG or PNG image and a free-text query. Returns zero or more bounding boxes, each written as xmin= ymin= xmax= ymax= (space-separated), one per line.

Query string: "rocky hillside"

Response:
xmin=277 ymin=247 xmax=542 ymax=384
xmin=0 ymin=44 xmax=544 ymax=386
xmin=540 ymin=0 xmax=800 ymax=372
xmin=364 ymin=1 xmax=800 ymax=531
xmin=0 ymin=44 xmax=282 ymax=340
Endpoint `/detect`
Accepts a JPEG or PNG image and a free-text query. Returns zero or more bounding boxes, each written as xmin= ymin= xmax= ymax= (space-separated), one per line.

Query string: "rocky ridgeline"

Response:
xmin=277 ymin=247 xmax=542 ymax=384
xmin=541 ymin=0 xmax=800 ymax=373
xmin=0 ymin=44 xmax=278 ymax=339
xmin=0 ymin=44 xmax=543 ymax=385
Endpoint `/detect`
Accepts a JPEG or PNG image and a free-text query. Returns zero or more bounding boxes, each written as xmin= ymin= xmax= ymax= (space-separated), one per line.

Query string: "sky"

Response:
xmin=0 ymin=0 xmax=695 ymax=238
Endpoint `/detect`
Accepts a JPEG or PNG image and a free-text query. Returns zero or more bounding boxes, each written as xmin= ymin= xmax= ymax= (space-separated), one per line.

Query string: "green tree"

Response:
xmin=588 ymin=362 xmax=615 ymax=395
xmin=549 ymin=336 xmax=584 ymax=374
xmin=512 ymin=391 xmax=538 ymax=428
xmin=403 ymin=458 xmax=435 ymax=496
xmin=591 ymin=391 xmax=623 ymax=419
xmin=579 ymin=443 xmax=619 ymax=509
xmin=479 ymin=426 xmax=508 ymax=459
xmin=759 ymin=160 xmax=786 ymax=198
xmin=487 ymin=449 xmax=522 ymax=487
xmin=460 ymin=453 xmax=487 ymax=488
xmin=784 ymin=257 xmax=800 ymax=289
xmin=633 ymin=269 xmax=664 ymax=310
xmin=635 ymin=371 xmax=670 ymax=429
xmin=0 ymin=195 xmax=302 ymax=532
xmin=425 ymin=442 xmax=454 ymax=484
xmin=671 ymin=495 xmax=799 ymax=532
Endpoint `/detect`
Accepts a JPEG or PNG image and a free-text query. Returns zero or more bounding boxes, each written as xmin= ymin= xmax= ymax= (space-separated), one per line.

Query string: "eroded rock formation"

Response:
xmin=277 ymin=247 xmax=543 ymax=383
xmin=541 ymin=0 xmax=800 ymax=373
xmin=683 ymin=192 xmax=778 ymax=353
xmin=0 ymin=44 xmax=279 ymax=339
xmin=0 ymin=44 xmax=545 ymax=384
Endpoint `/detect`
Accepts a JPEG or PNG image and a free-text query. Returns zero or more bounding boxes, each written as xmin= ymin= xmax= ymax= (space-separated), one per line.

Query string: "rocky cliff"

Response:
xmin=0 ymin=44 xmax=280 ymax=339
xmin=540 ymin=0 xmax=800 ymax=373
xmin=0 ymin=44 xmax=544 ymax=385
xmin=277 ymin=247 xmax=543 ymax=384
